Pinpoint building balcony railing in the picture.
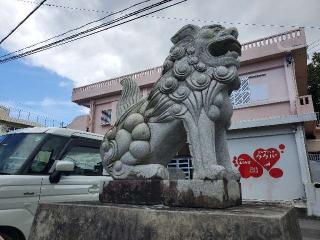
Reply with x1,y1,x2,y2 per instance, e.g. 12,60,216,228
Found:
241,28,302,52
73,66,163,94
72,28,304,97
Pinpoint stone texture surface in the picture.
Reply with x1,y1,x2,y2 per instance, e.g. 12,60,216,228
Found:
99,179,241,208
131,123,151,141
29,203,302,240
100,24,242,181
123,113,145,132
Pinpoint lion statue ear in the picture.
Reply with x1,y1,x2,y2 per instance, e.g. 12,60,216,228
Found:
171,24,200,44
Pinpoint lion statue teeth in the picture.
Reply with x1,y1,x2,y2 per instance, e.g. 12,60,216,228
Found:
100,24,242,180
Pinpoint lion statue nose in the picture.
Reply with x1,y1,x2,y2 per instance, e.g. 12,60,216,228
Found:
225,27,239,38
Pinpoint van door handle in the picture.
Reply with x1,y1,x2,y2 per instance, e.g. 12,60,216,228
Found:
24,192,35,196
88,184,99,194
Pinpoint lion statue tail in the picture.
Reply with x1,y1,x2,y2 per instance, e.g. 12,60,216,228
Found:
116,77,143,119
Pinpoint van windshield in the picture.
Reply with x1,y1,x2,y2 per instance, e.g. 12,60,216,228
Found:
0,133,45,174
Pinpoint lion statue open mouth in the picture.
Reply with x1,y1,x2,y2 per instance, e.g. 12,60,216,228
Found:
100,24,241,180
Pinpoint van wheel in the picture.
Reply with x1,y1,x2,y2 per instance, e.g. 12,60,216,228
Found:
0,233,13,240
0,230,24,240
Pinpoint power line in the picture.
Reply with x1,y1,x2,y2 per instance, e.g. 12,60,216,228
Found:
6,0,315,63
17,0,114,14
0,0,177,62
0,0,47,44
0,0,152,58
16,0,320,31
0,0,187,64
146,15,320,30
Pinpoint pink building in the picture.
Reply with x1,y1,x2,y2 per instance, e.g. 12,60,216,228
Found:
71,28,320,216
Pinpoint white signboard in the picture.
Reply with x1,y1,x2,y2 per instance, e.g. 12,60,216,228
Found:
228,127,305,201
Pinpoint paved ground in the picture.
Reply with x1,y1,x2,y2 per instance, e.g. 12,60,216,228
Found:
309,160,320,182
299,218,320,240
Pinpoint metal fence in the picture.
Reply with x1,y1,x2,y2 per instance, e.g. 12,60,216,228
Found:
308,153,320,162
167,156,193,179
316,112,320,127
7,107,65,128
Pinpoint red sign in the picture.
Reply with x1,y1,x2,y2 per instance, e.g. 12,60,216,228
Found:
232,144,285,179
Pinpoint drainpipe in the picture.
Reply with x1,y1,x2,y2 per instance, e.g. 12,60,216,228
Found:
89,100,96,133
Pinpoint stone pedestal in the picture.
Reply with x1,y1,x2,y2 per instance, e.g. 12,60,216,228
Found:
29,202,302,240
99,179,241,208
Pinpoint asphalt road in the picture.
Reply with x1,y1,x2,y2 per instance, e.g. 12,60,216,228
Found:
309,160,320,183
300,218,320,240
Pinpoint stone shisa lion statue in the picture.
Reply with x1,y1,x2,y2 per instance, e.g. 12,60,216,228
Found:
100,24,241,181
28,25,300,240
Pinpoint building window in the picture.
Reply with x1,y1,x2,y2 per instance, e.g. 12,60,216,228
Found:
250,83,268,102
101,109,112,125
230,76,251,107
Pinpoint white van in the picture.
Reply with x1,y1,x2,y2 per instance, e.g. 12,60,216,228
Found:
0,127,110,240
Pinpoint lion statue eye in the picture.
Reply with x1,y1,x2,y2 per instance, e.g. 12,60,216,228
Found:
199,29,215,39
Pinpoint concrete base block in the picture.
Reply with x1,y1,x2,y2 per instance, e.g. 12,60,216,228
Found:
29,203,302,240
99,179,241,208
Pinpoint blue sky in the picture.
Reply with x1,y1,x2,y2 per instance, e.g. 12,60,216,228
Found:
0,48,87,126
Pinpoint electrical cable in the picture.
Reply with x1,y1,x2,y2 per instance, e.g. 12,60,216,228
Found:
0,0,187,64
0,0,178,61
17,0,114,14
16,0,320,30
0,0,47,44
0,0,152,58
0,0,175,62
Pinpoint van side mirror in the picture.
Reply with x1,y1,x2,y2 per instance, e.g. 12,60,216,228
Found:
49,160,75,183
56,161,75,172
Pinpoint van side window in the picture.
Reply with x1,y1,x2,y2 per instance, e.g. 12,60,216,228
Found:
29,135,68,174
62,144,102,176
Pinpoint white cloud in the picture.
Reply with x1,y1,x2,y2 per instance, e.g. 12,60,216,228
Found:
58,81,69,87
40,97,75,107
24,101,37,106
0,0,319,87
2,98,71,109
79,107,90,115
